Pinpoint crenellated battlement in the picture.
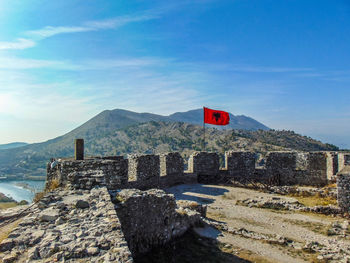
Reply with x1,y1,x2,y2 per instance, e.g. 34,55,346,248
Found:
46,147,350,191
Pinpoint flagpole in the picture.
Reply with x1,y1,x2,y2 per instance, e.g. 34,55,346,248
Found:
203,107,206,151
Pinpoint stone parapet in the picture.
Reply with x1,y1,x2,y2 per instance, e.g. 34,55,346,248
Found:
112,188,203,256
266,151,297,185
46,149,345,190
127,154,160,189
188,152,220,183
224,151,256,177
46,157,128,190
337,166,350,212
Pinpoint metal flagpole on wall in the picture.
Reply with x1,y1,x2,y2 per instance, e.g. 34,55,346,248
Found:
203,107,206,151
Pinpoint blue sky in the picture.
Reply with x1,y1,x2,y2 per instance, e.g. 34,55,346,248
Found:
0,0,350,148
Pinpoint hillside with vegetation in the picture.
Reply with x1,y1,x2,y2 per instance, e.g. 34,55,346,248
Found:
0,120,338,180
0,142,28,150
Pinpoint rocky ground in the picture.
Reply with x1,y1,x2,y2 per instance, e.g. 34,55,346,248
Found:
1,184,348,263
166,184,350,263
0,187,132,263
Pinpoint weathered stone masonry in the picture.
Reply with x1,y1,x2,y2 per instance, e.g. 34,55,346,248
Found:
224,151,256,178
337,166,350,212
110,189,202,256
4,142,350,262
187,152,220,184
128,154,160,190
47,157,128,190
47,150,346,191
45,146,350,231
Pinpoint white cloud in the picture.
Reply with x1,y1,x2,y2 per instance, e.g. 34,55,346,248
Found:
25,12,160,40
0,56,78,70
182,62,314,73
0,10,161,51
26,26,92,39
0,56,170,71
84,13,159,30
0,38,36,50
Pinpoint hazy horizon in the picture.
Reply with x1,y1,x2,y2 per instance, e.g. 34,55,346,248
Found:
1,0,349,148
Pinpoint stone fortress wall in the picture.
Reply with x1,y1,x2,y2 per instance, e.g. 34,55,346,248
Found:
47,149,350,191
46,142,350,213
4,138,349,262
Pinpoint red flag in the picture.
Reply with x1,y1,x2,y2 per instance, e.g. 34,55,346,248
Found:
203,107,230,125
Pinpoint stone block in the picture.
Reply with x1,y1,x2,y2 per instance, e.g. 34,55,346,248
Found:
74,139,84,160
114,188,202,256
160,152,184,177
188,152,220,184
128,154,160,189
46,157,128,190
337,166,350,212
224,151,255,177
306,152,328,186
266,151,297,185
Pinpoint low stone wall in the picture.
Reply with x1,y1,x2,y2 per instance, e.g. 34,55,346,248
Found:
339,153,350,172
330,152,339,176
46,150,348,191
266,152,297,185
188,152,220,183
160,152,184,177
224,151,256,177
111,189,204,256
159,152,187,186
264,152,329,186
306,152,328,186
337,166,350,212
47,157,128,190
128,154,160,189
0,187,133,263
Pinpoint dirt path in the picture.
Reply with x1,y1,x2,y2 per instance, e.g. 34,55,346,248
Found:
166,184,350,263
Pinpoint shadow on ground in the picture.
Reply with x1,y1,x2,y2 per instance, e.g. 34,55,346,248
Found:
134,230,251,263
165,184,229,205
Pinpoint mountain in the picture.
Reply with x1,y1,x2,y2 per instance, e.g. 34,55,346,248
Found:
0,142,28,150
169,109,269,130
0,108,338,180
62,108,269,137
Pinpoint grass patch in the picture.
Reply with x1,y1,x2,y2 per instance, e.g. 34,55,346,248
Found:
283,218,329,235
0,219,21,243
33,178,61,203
46,178,59,191
0,202,18,209
294,195,337,207
207,210,228,221
33,191,45,203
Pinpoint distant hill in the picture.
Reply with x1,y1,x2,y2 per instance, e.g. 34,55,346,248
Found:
169,109,269,130
63,108,269,137
0,108,338,180
0,142,28,150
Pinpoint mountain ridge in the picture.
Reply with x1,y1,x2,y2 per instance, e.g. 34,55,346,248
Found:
0,108,338,179
0,142,28,150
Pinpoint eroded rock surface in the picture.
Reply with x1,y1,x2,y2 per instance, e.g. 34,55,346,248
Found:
111,188,205,256
0,187,132,263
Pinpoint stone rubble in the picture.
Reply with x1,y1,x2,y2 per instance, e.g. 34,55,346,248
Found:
0,187,133,263
238,196,342,215
110,188,205,256
204,217,350,263
267,185,337,199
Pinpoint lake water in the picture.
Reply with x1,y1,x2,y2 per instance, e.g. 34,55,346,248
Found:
0,180,46,203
